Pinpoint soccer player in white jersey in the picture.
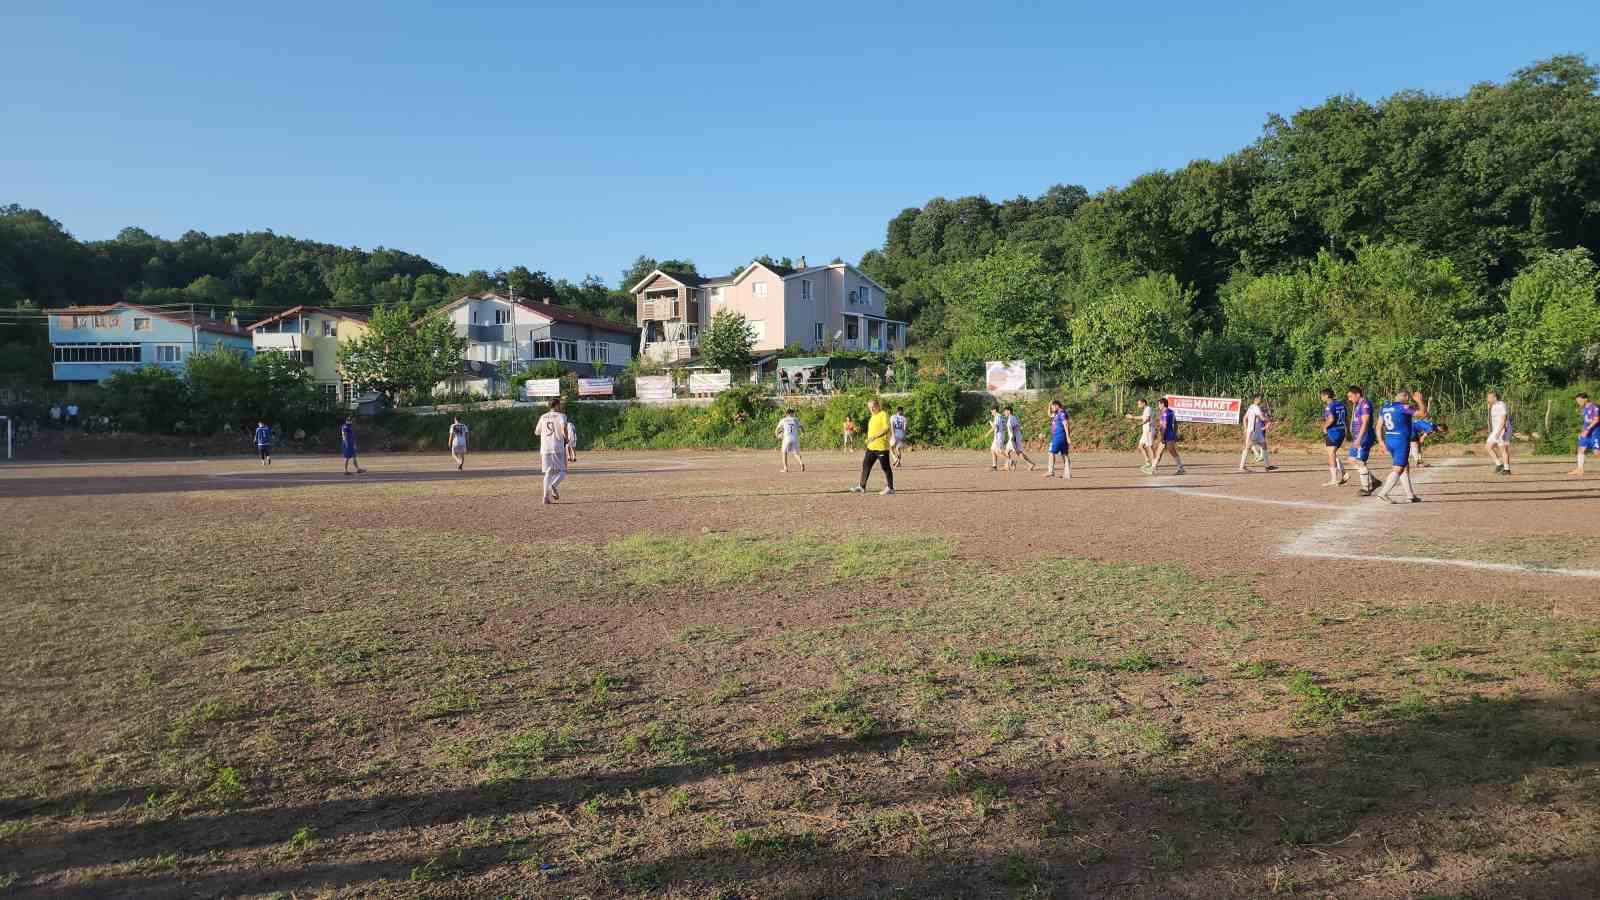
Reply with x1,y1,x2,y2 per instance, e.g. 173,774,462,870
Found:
447,416,470,470
1125,399,1155,472
989,406,1008,471
1007,406,1038,471
1238,394,1271,472
775,407,805,473
535,398,570,504
889,406,908,468
1486,390,1512,476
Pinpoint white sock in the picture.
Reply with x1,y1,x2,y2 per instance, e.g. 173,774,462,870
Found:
1063,455,1072,478
1378,471,1400,497
1402,470,1418,499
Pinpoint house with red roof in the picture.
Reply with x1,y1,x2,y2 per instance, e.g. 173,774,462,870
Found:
46,302,253,382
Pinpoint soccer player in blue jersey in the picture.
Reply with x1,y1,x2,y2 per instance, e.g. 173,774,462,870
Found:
1346,386,1378,495
1151,397,1186,475
1044,399,1071,479
340,416,366,475
1320,388,1348,487
1376,390,1421,503
254,420,273,467
1570,392,1600,478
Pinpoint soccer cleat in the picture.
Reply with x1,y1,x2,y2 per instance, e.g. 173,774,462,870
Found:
1339,473,1349,485
1175,467,1187,475
880,487,894,496
1323,479,1340,486
1141,464,1154,474
1499,468,1511,476
551,487,559,500
850,485,865,493
1265,465,1278,471
1409,496,1423,503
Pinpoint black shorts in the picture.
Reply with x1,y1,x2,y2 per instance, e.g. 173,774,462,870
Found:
258,445,271,459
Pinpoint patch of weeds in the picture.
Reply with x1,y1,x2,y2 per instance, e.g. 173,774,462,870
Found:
804,686,881,739
1431,665,1478,683
1233,659,1282,679
166,697,251,746
1384,690,1434,720
711,677,746,704
203,765,244,802
732,827,815,852
484,728,574,781
1171,672,1208,691
619,722,696,761
971,647,1034,670
609,532,951,585
1130,723,1178,756
588,672,620,706
1514,771,1561,805
1239,736,1295,775
1112,649,1159,672
411,688,481,720
285,824,316,855
946,769,1007,816
1414,641,1461,661
432,738,477,770
1149,831,1184,868
624,863,666,889
0,872,15,890
985,712,1027,741
667,788,693,814
1039,800,1071,837
0,819,34,841
1284,671,1360,727
994,854,1040,885
1538,649,1600,685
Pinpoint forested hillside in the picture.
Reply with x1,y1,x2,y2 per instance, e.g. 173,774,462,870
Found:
860,55,1600,391
0,209,641,321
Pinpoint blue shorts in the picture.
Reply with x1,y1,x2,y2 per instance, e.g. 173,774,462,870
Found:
1384,438,1410,467
342,445,357,459
1325,428,1346,448
1161,431,1179,444
1050,436,1069,454
1413,419,1437,436
1348,440,1373,462
1581,433,1600,451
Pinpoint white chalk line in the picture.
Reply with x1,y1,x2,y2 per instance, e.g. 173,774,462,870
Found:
1158,487,1348,511
1278,458,1600,579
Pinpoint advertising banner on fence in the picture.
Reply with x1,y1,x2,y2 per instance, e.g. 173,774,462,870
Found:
577,377,614,397
985,360,1027,393
1164,395,1242,425
688,370,732,394
635,375,673,400
522,378,561,399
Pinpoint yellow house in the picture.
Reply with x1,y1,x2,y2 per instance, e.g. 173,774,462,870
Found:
247,306,370,405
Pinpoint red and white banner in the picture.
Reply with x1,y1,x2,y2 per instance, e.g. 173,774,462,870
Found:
635,375,673,401
1164,395,1241,425
577,377,615,397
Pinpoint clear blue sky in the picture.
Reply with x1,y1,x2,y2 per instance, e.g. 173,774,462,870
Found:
4,1,1595,285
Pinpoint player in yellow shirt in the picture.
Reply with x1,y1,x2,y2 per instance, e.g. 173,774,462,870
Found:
849,399,895,495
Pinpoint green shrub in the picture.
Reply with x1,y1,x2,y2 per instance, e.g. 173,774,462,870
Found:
902,382,959,444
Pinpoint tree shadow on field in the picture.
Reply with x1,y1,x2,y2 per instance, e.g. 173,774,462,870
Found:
5,731,915,895
10,694,1600,898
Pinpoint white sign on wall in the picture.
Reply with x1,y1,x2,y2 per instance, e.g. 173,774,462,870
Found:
985,360,1027,393
688,371,732,394
522,378,561,399
635,376,673,400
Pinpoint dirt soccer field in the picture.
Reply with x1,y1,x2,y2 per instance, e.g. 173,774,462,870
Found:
3,448,1599,898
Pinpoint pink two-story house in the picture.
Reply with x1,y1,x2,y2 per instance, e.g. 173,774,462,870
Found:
632,258,907,363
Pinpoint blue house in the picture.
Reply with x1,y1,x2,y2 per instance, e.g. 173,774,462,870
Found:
46,302,253,382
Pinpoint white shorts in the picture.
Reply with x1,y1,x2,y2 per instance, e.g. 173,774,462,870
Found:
991,436,1008,453
540,451,566,473
451,440,467,452
1487,435,1509,447
781,439,799,453
1138,433,1154,448
890,436,904,448
1006,436,1020,452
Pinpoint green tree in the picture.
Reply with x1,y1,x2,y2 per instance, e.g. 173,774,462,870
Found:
699,310,756,372
338,305,468,404
102,366,188,432
1069,273,1195,387
185,347,258,432
251,351,322,428
942,244,1066,375
1503,248,1600,383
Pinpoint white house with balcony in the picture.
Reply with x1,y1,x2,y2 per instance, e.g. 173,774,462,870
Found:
437,293,636,394
631,258,906,363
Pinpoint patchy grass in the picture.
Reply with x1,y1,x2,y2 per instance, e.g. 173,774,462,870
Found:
606,532,954,585
3,455,1598,899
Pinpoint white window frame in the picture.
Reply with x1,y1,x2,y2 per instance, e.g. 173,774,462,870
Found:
155,344,183,363
53,343,142,364
587,340,609,364
753,281,768,298
495,308,510,325
814,322,824,343
800,279,812,301
322,319,337,337
748,319,767,344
